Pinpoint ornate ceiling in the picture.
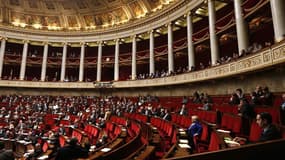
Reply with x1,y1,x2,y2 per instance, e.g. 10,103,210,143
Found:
0,0,177,31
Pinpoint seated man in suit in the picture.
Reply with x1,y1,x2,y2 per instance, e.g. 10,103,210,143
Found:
233,112,281,143
162,109,171,121
55,137,89,160
178,104,188,116
0,141,15,160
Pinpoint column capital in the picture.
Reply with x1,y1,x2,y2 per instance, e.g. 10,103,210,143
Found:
62,42,68,46
148,30,154,34
43,41,49,45
0,37,7,41
22,40,29,44
114,39,120,43
98,41,103,45
80,42,86,46
166,22,172,27
185,11,192,17
131,35,137,39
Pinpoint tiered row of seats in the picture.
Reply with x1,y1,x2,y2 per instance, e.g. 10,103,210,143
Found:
189,109,218,124
123,113,157,160
83,124,101,144
163,94,285,159
150,117,177,158
220,113,243,135
171,114,192,129
100,116,148,160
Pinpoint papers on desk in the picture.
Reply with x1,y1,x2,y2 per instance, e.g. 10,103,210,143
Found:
178,143,191,149
224,139,240,147
17,140,32,145
27,149,34,153
37,155,49,160
178,128,185,132
179,139,189,144
179,128,186,134
89,145,96,152
216,129,231,133
101,147,111,152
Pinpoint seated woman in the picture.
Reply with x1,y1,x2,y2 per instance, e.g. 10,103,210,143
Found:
187,115,203,152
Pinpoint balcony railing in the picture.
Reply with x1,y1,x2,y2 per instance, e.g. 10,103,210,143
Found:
0,40,284,89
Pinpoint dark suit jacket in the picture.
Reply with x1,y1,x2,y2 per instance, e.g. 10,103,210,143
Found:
55,145,89,160
178,108,188,116
259,124,281,142
163,113,172,121
0,149,15,160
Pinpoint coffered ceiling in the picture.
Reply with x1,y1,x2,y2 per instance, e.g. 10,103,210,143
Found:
0,0,178,31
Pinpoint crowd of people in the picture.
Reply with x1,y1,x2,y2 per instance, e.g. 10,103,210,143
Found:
0,89,283,159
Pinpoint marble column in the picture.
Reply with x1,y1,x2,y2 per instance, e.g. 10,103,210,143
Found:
79,42,85,82
234,0,249,55
114,39,120,81
131,35,137,80
19,40,28,80
208,0,219,65
40,42,48,81
60,43,67,81
149,30,155,75
97,42,102,82
187,12,195,70
0,38,6,78
168,23,174,73
270,0,285,42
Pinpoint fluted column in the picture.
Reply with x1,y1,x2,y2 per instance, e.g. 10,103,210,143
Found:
0,38,6,78
60,43,67,81
270,0,285,42
97,41,102,82
19,40,28,80
186,12,195,70
131,36,137,80
79,42,85,82
149,30,155,75
40,42,49,81
114,39,120,81
234,0,249,55
168,23,174,73
208,0,219,65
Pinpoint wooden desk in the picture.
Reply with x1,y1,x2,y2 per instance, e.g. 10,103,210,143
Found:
173,147,190,157
135,145,156,160
215,129,236,148
161,139,285,160
150,133,161,146
86,138,124,160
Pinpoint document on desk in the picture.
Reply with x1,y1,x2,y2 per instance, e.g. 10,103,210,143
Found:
179,139,189,144
37,155,49,160
224,139,241,147
216,129,231,133
178,143,191,149
101,147,111,152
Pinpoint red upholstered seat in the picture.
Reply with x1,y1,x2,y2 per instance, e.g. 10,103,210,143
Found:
208,131,221,151
249,121,262,142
